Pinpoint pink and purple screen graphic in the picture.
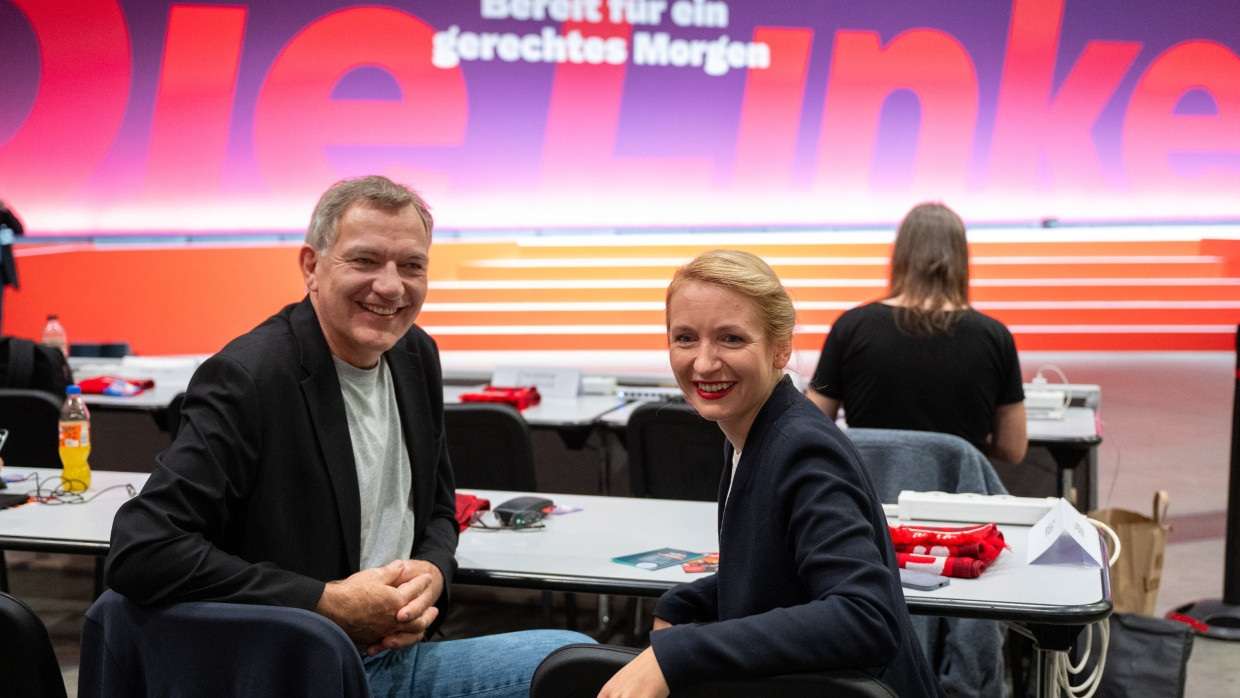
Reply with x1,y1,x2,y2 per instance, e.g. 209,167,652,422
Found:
0,0,1237,234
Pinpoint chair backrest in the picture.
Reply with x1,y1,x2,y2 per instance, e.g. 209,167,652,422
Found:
530,643,898,698
79,589,371,698
0,336,71,399
443,402,537,491
0,388,63,469
68,342,131,358
846,428,1010,696
159,391,186,435
626,401,725,501
845,427,1008,502
0,591,68,698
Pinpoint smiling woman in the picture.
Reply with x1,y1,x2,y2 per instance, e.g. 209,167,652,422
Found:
595,249,943,697
664,250,792,452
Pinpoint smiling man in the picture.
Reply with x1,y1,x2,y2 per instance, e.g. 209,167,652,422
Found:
104,176,590,697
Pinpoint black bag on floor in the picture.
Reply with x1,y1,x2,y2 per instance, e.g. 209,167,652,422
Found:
1084,613,1195,698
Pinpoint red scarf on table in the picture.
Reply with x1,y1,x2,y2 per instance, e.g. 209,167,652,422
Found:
889,522,1008,579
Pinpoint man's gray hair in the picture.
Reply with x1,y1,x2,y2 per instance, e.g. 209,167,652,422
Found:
305,176,433,253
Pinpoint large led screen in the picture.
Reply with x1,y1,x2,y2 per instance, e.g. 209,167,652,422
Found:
0,0,1237,234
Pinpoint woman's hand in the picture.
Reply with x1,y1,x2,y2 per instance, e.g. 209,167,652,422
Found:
598,647,669,698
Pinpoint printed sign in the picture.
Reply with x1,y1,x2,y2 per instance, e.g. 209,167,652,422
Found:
1,1,1235,233
1027,498,1105,568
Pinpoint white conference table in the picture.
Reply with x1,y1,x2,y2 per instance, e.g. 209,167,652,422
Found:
1,471,1106,697
604,399,1103,505
456,489,1110,619
69,379,1103,507
65,356,1105,509
2,473,1110,626
442,385,627,429
459,488,1110,698
0,468,147,556
75,371,628,431
1025,406,1099,442
1025,406,1103,509
456,490,719,597
72,359,1102,492
71,356,202,412
444,385,628,456
77,383,185,412
71,355,1101,443
604,398,1101,444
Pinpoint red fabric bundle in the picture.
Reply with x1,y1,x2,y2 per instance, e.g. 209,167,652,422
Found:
455,494,491,532
897,552,989,579
77,375,155,396
458,385,541,410
889,522,1008,579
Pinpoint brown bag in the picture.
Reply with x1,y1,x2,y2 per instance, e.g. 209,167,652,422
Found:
1089,491,1170,615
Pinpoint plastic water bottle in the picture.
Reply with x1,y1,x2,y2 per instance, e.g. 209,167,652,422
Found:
58,385,91,492
41,314,68,358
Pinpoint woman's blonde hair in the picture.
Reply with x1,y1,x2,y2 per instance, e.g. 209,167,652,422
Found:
666,249,796,349
887,202,971,336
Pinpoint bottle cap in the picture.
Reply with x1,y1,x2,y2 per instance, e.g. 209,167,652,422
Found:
66,385,82,395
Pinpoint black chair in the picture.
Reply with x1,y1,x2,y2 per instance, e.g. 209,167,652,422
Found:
0,336,71,399
68,342,131,358
0,591,68,698
0,388,62,469
622,402,725,641
78,589,371,698
443,402,572,625
844,428,1008,503
0,388,61,592
155,391,186,435
443,402,537,491
844,428,1009,698
530,643,898,698
625,401,725,501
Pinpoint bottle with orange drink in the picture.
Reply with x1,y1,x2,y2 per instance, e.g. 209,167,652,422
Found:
59,385,92,492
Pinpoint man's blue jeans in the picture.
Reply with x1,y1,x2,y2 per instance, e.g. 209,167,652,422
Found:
364,629,594,697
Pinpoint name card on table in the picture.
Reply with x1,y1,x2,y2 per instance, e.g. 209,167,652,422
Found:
491,365,581,398
1027,498,1105,567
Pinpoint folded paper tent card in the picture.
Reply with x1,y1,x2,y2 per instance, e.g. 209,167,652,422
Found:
1027,498,1106,568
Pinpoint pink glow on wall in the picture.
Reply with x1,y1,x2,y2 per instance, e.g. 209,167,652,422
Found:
0,0,1236,234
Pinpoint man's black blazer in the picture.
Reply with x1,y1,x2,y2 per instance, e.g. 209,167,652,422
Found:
105,297,459,619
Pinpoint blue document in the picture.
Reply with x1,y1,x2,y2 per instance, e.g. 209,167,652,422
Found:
612,548,707,571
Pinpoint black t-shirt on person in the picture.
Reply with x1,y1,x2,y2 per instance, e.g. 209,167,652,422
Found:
812,302,1024,453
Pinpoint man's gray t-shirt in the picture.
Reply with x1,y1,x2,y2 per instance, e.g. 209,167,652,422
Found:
334,355,415,570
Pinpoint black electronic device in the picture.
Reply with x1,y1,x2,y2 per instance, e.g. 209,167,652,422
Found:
0,493,28,510
493,496,554,529
899,568,950,591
